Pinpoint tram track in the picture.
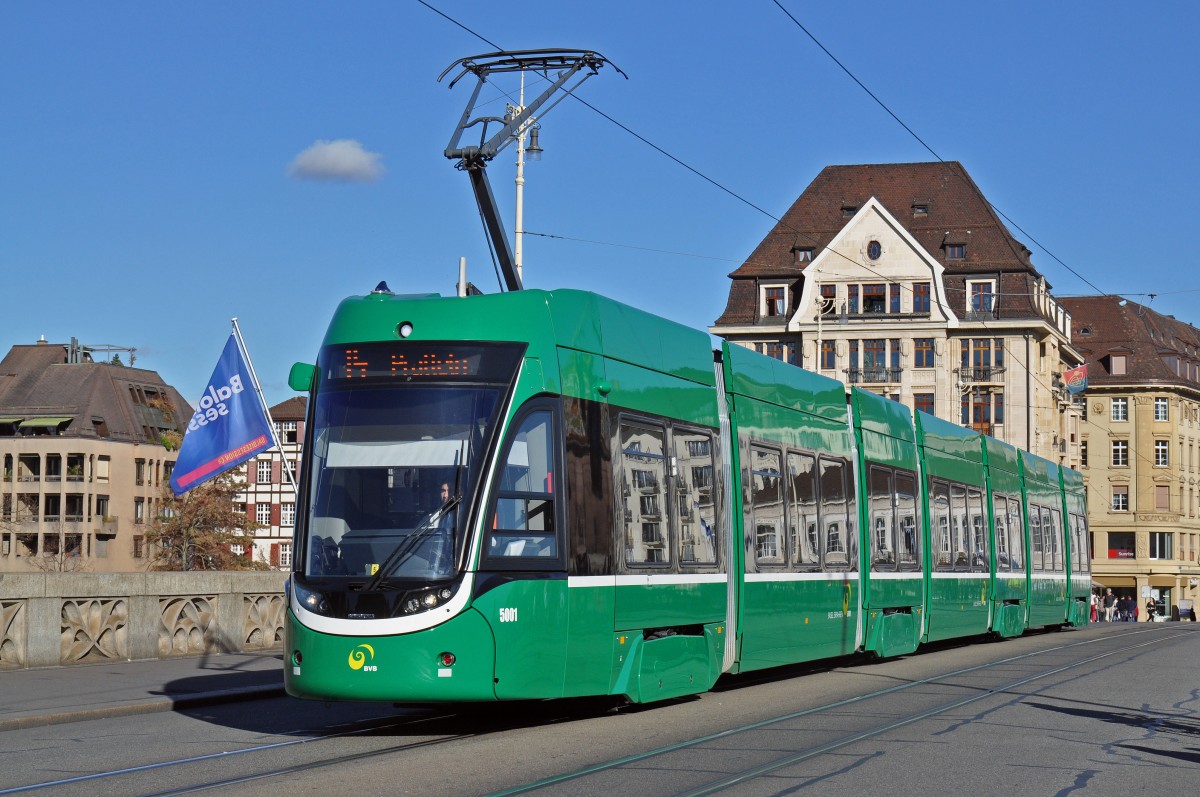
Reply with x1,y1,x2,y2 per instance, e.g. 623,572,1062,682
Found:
491,626,1196,796
5,626,1191,796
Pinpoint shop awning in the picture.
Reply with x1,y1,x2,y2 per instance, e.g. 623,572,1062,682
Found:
1148,575,1180,588
19,417,73,427
1094,576,1137,587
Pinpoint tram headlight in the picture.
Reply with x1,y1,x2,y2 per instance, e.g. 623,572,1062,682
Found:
293,582,331,615
400,584,459,615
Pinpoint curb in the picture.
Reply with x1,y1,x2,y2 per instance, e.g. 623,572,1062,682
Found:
0,684,286,732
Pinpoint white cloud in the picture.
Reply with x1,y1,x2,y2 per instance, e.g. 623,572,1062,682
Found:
288,139,385,182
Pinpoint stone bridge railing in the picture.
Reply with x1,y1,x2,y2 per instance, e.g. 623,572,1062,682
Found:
0,572,288,669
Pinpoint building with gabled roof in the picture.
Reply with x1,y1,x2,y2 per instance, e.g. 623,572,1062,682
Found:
0,338,191,572
236,396,306,569
711,161,1083,465
1060,295,1200,617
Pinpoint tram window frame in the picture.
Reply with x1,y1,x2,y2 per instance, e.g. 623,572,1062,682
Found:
993,494,1010,571
950,483,970,571
788,451,821,571
819,456,856,571
481,400,566,571
1029,503,1045,572
674,425,720,569
967,487,988,571
1047,507,1064,572
750,445,786,568
868,465,896,571
932,479,953,570
1006,495,1025,572
895,471,920,570
618,418,673,568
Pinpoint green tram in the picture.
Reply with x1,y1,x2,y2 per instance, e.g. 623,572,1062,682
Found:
283,286,1091,705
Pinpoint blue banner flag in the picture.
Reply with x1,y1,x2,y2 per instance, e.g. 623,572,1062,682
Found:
1064,364,1088,395
169,334,273,495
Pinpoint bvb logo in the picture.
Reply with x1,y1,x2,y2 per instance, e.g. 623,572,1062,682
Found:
348,643,375,671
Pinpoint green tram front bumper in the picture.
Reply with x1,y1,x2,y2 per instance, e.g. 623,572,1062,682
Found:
284,607,498,703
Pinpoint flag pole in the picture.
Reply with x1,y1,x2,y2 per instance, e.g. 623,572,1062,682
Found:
230,318,297,492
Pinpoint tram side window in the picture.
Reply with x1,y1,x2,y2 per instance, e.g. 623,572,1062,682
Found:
620,422,669,565
968,488,987,571
820,457,855,569
788,452,820,570
1047,508,1063,572
1072,513,1090,573
676,429,718,566
869,466,895,569
932,480,952,570
1007,496,1025,572
1029,504,1044,572
950,483,969,571
488,410,558,559
993,495,1010,571
895,472,919,570
751,446,785,567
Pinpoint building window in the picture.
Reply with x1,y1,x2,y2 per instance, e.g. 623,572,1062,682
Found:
1108,532,1134,559
133,535,144,559
1111,485,1128,512
961,388,1003,434
914,393,934,416
278,421,299,444
1111,440,1128,467
1081,441,1087,467
946,244,965,260
257,460,272,483
231,543,245,556
1110,354,1127,375
256,503,272,525
1149,531,1173,559
913,204,928,217
914,338,935,368
820,340,835,369
1155,485,1170,513
1111,397,1128,422
967,281,994,314
890,284,900,314
841,204,857,218
848,285,859,314
279,542,292,568
763,286,787,318
912,282,931,314
867,240,882,260
1155,397,1169,421
764,341,786,362
1155,440,1169,467
819,284,837,314
794,247,813,264
863,284,886,313
281,502,296,527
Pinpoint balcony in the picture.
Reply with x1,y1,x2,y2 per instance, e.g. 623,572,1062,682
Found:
960,366,1006,384
848,367,902,384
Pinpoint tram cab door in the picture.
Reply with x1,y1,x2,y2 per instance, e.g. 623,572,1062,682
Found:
477,401,570,699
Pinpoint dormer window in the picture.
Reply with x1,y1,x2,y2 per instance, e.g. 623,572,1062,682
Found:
1110,354,1127,375
841,205,857,219
946,244,965,260
762,285,787,318
912,204,929,217
793,247,813,264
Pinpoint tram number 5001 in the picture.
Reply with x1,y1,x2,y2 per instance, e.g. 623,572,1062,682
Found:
499,608,519,623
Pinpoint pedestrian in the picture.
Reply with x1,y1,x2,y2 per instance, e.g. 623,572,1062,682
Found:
1090,591,1099,622
1145,598,1157,622
1103,588,1117,622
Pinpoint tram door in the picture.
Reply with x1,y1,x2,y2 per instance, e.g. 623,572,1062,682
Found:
478,400,570,699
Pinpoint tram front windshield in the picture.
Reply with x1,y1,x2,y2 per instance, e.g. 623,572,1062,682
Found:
301,342,522,581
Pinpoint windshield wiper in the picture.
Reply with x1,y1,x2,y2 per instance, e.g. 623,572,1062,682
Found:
362,494,462,592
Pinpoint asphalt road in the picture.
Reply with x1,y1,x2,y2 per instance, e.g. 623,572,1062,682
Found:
3,623,1197,796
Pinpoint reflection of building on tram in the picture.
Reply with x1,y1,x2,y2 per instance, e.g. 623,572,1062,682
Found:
618,420,718,566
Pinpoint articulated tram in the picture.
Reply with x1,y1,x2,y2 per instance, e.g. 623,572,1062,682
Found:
283,286,1091,705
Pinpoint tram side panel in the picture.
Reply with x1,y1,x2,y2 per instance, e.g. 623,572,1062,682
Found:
983,436,1031,638
1019,450,1070,629
851,389,923,659
722,343,860,671
1060,467,1092,627
915,413,990,643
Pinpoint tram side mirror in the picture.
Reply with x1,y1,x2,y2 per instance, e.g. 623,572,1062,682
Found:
289,362,316,392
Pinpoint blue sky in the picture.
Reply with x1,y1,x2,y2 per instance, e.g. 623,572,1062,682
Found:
3,2,1198,409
